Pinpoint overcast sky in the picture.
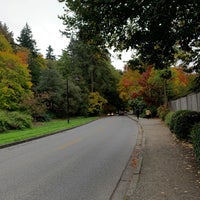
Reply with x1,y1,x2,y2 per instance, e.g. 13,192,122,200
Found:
0,0,131,70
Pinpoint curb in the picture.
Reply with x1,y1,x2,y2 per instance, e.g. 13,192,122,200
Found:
125,116,145,199
110,115,145,200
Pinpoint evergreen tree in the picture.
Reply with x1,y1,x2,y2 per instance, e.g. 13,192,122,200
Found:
0,22,15,48
65,37,121,113
37,61,65,116
46,45,56,60
17,23,38,55
17,23,47,89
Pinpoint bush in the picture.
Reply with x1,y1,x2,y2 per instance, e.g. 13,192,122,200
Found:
0,110,10,133
169,110,188,132
191,122,200,163
165,111,174,127
8,111,32,130
173,110,200,140
157,105,169,121
0,110,32,132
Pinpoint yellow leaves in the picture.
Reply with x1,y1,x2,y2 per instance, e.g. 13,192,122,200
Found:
27,81,33,88
0,51,24,69
119,91,129,101
0,46,32,110
0,34,13,53
88,92,108,115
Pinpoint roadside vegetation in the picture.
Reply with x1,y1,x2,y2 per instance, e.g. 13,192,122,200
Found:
0,22,122,131
159,110,200,164
0,117,97,146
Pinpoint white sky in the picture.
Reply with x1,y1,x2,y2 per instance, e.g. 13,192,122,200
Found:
0,0,132,70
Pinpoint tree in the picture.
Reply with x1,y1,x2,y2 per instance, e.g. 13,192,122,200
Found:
57,36,122,115
17,23,38,55
17,24,45,89
118,65,191,107
168,67,190,98
21,93,47,121
59,0,200,70
0,35,32,110
28,53,46,89
0,22,15,49
46,45,56,60
138,67,163,106
88,92,107,116
66,37,121,112
118,69,141,101
0,34,13,53
37,61,65,116
57,48,89,117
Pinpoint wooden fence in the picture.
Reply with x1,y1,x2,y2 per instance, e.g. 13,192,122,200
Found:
168,92,200,112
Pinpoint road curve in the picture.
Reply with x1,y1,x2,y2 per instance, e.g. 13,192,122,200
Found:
0,116,138,200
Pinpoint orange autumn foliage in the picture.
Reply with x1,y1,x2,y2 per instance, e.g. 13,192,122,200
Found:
118,69,141,100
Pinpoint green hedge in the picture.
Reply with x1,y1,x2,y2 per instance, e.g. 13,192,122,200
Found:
164,111,174,127
169,110,188,132
191,122,200,163
0,110,32,133
173,110,200,140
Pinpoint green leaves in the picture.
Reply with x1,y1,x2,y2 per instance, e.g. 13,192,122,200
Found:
17,23,38,55
60,0,200,70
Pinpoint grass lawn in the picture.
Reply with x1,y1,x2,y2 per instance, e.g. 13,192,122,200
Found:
0,117,98,146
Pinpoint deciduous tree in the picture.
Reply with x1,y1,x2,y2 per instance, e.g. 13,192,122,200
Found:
0,35,32,110
59,0,200,71
88,92,107,116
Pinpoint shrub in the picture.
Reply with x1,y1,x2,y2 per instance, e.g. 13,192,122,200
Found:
157,105,170,121
0,110,10,133
173,110,200,140
169,110,188,132
8,111,32,130
191,122,200,163
165,111,174,127
0,110,32,132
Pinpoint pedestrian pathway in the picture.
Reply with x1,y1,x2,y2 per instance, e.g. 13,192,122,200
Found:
127,116,200,200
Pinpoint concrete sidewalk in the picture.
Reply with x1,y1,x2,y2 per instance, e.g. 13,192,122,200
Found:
126,116,200,200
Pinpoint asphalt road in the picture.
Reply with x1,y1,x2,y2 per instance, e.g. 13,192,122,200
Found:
0,116,138,200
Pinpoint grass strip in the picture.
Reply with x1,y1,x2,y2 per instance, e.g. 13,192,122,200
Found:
0,117,97,146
